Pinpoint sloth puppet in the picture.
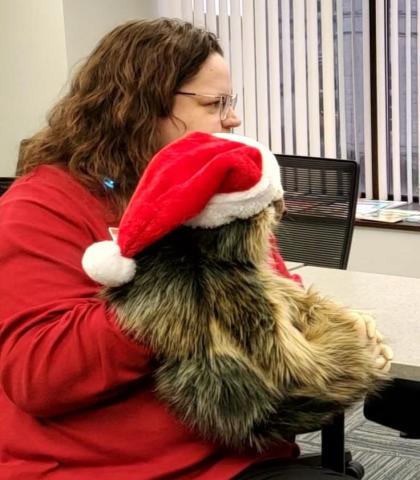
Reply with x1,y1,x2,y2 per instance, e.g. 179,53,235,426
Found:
82,132,391,452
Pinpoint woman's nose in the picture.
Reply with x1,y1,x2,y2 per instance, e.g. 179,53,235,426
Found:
222,108,241,130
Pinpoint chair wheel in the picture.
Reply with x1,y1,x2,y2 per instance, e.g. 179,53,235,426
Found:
345,460,365,479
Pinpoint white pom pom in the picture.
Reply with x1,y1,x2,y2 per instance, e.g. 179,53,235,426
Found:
82,240,136,287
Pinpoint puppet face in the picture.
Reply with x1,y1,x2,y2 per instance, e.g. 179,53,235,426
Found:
177,202,280,266
273,198,286,222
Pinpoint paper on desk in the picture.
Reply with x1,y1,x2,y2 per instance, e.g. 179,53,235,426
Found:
357,209,420,223
356,199,407,217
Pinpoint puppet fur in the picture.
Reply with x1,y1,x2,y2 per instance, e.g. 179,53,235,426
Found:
103,201,387,452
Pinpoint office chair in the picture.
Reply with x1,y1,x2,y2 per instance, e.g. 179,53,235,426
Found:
364,378,420,439
0,177,15,196
274,155,363,478
275,155,359,270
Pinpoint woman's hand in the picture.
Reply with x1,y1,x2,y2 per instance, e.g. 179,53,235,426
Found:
352,311,394,373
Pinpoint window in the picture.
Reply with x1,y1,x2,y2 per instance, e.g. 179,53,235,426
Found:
163,0,419,204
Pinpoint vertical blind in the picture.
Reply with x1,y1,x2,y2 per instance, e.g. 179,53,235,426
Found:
159,0,419,204
383,0,419,203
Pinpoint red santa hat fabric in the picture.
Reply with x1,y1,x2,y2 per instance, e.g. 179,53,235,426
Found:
82,131,283,287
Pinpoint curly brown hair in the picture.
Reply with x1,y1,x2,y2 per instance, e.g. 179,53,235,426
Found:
18,18,222,216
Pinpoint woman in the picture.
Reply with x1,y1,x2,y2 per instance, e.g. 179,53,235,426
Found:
0,19,386,479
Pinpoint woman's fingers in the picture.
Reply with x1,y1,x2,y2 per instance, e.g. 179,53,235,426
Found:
353,316,367,343
353,312,377,342
374,343,394,373
375,354,387,369
381,360,392,374
364,315,377,339
376,330,384,343
352,312,393,371
381,344,394,361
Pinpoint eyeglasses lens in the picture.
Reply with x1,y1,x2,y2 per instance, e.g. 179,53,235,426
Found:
220,95,238,121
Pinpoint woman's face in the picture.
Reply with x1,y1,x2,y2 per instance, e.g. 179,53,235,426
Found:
158,53,241,146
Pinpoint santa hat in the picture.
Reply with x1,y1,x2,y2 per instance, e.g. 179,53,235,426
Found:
82,131,283,287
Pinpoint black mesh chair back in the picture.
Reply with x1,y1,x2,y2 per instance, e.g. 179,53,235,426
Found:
275,155,359,270
0,177,15,196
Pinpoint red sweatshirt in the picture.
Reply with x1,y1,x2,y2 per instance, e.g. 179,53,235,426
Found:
0,165,299,480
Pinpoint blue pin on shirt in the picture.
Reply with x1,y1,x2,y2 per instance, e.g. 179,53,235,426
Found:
103,177,116,190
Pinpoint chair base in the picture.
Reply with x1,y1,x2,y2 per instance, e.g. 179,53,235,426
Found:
345,460,365,479
364,378,420,436
298,452,364,478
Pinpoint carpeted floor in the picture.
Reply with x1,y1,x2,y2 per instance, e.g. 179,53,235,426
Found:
296,404,420,479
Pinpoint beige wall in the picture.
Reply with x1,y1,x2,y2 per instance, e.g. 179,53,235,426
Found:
63,0,157,71
0,0,68,176
348,226,420,278
0,0,157,176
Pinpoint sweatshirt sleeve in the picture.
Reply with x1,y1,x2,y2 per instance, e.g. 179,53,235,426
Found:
0,169,153,417
268,234,303,286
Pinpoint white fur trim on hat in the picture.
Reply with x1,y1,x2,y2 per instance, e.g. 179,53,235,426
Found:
81,240,136,287
185,133,283,228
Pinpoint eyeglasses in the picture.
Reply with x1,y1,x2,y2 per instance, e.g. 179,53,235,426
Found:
175,91,238,121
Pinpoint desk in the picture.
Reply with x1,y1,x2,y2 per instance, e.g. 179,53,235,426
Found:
298,266,420,475
285,261,304,271
299,266,420,381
